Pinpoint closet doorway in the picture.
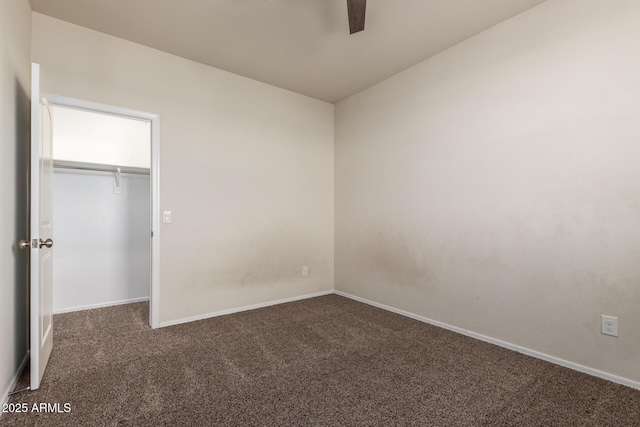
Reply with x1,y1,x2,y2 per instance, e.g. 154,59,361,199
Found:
45,95,160,328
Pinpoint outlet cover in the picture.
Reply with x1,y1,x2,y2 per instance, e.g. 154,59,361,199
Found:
601,315,618,337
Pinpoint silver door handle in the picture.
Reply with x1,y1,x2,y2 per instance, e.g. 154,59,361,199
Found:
39,238,53,249
19,240,30,250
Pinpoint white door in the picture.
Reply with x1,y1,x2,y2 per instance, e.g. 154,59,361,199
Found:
30,63,54,390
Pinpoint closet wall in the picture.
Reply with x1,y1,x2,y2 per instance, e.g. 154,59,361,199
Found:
52,106,151,313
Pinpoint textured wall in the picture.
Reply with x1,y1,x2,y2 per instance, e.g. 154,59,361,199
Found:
0,0,31,406
32,13,334,323
335,0,640,383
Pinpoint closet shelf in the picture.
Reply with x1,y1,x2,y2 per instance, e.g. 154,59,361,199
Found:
53,160,150,176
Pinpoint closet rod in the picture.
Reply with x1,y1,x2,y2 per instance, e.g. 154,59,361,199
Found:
53,160,150,176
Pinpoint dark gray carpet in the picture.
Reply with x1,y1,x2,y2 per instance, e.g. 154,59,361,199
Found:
3,295,639,426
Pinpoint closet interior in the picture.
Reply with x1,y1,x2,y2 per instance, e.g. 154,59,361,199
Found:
51,105,151,313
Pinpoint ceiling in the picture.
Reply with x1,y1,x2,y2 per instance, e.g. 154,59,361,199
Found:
29,0,546,103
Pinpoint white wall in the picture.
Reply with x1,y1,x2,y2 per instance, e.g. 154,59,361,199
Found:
52,105,151,168
0,0,31,407
53,170,150,312
335,0,640,384
32,13,335,324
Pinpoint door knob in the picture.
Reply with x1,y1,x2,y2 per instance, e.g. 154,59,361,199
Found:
39,238,53,249
19,240,30,250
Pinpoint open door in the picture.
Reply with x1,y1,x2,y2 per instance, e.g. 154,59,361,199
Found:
29,63,54,390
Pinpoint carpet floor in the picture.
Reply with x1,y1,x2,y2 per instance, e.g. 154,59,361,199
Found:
2,295,639,426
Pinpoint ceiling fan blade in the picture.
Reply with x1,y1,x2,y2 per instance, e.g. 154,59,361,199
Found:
347,0,366,34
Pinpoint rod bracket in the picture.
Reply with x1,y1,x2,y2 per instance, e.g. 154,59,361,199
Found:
113,167,122,194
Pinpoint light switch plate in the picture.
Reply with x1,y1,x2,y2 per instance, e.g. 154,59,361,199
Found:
163,211,172,224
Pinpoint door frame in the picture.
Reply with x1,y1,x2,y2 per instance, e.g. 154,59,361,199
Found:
44,94,161,329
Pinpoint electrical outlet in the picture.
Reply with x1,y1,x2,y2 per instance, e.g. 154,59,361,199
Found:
601,315,618,337
302,266,308,277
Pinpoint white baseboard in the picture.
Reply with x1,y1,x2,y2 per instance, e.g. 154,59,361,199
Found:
334,290,640,391
53,297,150,314
60,288,637,391
1,352,29,415
159,290,333,328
